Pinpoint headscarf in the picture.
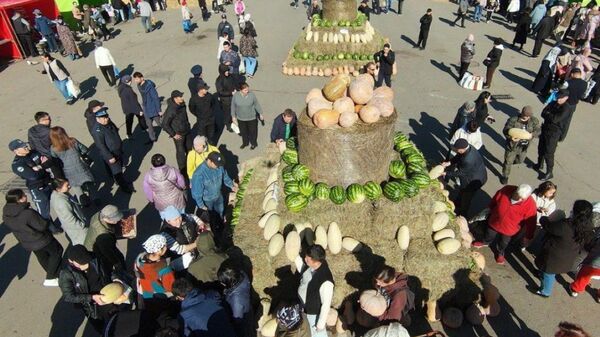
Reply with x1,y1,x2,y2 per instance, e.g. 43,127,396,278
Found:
143,234,167,254
276,304,303,329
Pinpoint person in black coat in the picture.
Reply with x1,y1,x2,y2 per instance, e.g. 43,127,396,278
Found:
473,91,495,126
535,200,595,297
85,100,106,136
2,189,64,286
189,84,216,144
162,91,193,175
442,139,488,216
217,14,234,40
27,111,65,180
483,38,504,89
117,75,148,138
188,65,207,97
270,109,297,144
91,109,134,193
374,44,395,88
512,8,531,51
415,9,433,50
536,89,574,180
358,1,371,20
532,14,555,57
216,64,238,132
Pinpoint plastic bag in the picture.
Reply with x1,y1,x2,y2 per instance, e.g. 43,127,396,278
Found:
66,78,81,97
364,323,410,337
238,55,246,74
113,66,120,77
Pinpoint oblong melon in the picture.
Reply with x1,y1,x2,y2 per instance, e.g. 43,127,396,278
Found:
259,210,277,228
432,212,450,231
397,225,410,250
436,238,461,255
285,231,301,262
429,165,445,179
268,233,284,257
314,225,328,249
508,128,532,140
432,201,447,214
327,222,342,254
342,237,362,253
433,228,456,241
263,198,277,212
263,214,281,240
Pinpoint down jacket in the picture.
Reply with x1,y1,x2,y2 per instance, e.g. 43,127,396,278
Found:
2,202,52,251
143,164,187,213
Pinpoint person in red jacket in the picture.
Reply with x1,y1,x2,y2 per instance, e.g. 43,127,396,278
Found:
472,184,537,264
374,265,414,325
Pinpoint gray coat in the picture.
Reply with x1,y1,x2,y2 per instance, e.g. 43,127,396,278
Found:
460,40,476,63
51,140,94,187
50,191,88,245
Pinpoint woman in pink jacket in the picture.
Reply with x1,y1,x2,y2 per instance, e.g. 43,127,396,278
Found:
143,153,187,219
234,0,246,17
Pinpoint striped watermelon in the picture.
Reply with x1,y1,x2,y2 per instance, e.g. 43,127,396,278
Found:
284,181,300,195
389,160,407,179
286,137,297,150
329,186,346,205
406,153,426,165
407,162,427,175
298,178,316,197
394,132,408,145
285,193,309,212
395,140,413,151
398,179,419,197
363,181,383,201
314,183,330,200
282,171,296,183
292,164,310,181
282,149,299,165
383,181,405,202
346,184,366,203
411,173,431,188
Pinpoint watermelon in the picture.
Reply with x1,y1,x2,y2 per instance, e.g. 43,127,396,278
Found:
330,186,346,205
346,183,366,203
364,181,383,201
315,183,330,200
395,141,413,151
298,178,316,197
282,149,299,165
285,193,309,212
407,162,427,175
383,181,405,202
284,181,300,195
411,173,431,188
282,171,296,183
406,153,426,165
398,179,419,197
389,160,407,179
292,164,310,181
394,132,408,145
286,137,297,150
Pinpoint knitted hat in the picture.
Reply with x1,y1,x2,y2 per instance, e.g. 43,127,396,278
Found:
143,234,167,254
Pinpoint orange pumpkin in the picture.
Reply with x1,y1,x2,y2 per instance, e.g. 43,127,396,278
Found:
322,77,348,101
282,66,288,74
306,88,324,103
332,67,339,76
307,98,333,117
349,65,355,73
349,79,374,104
339,111,358,128
300,67,306,76
368,98,394,117
293,67,300,76
372,86,394,101
333,97,355,115
359,290,387,316
313,109,341,129
356,73,375,87
359,105,381,124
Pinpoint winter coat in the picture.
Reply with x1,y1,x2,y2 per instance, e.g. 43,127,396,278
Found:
536,16,556,41
59,259,110,318
12,16,32,35
191,162,234,207
536,217,586,274
445,146,488,188
143,164,187,213
27,124,51,157
215,65,237,97
188,233,227,283
92,121,123,162
134,253,175,299
450,106,474,135
530,4,548,28
94,46,116,68
450,127,483,151
541,101,574,141
514,15,532,45
188,75,208,97
189,93,216,124
112,0,124,10
118,82,143,115
485,44,503,69
11,151,51,189
374,50,395,75
179,288,236,337
502,115,541,150
162,99,191,137
56,24,79,56
50,191,88,245
34,16,54,35
460,40,476,63
219,49,241,74
378,273,410,322
84,213,126,272
187,145,220,179
239,35,258,58
487,185,537,237
270,113,297,142
217,20,235,40
2,202,52,251
419,14,432,32
581,237,600,269
161,214,203,255
50,140,94,187
138,79,161,118
223,272,253,337
532,194,556,224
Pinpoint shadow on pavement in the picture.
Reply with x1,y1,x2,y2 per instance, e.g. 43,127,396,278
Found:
0,224,31,297
408,111,451,164
430,59,458,81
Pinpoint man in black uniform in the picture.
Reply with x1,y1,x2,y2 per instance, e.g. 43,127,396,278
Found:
536,89,574,180
91,108,134,193
415,8,433,50
9,139,62,233
187,65,207,97
162,90,193,176
189,84,216,145
563,68,587,139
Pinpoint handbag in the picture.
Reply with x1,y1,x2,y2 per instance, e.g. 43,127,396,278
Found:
66,78,81,97
482,58,491,67
113,66,120,77
238,55,246,74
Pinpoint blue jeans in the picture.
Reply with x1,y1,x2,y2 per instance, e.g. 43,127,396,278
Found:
306,314,327,337
473,5,483,21
44,34,58,52
540,272,556,296
53,79,72,101
117,9,126,22
243,57,257,75
141,16,152,32
204,195,225,218
386,0,392,11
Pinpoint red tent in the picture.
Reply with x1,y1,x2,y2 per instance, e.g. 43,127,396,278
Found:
0,0,58,60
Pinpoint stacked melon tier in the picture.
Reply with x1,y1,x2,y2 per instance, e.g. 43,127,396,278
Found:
282,13,385,77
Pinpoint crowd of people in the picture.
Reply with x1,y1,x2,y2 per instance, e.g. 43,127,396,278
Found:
2,0,599,337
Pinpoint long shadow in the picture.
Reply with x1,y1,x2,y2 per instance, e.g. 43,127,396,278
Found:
430,59,457,81
499,69,533,90
0,227,31,297
400,34,417,47
218,144,240,181
439,16,458,27
515,66,537,77
479,145,503,179
119,63,135,77
408,112,451,164
489,98,520,119
48,298,86,337
79,76,98,100
487,295,541,337
505,250,540,289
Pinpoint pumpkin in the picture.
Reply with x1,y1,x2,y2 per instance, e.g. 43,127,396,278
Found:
508,128,532,140
470,251,486,270
312,67,319,76
257,299,271,329
334,73,351,86
349,65,355,73
293,67,300,76
307,98,333,117
263,198,277,212
359,105,381,124
282,66,288,74
323,76,348,101
372,85,394,101
433,228,456,241
285,230,301,262
342,237,362,252
442,307,463,328
268,233,284,256
466,304,486,325
357,73,375,87
436,238,461,255
432,201,447,214
313,109,341,129
354,104,364,113
300,67,306,76
368,98,394,117
318,69,324,76
314,225,328,249
260,318,278,337
259,211,277,228
305,89,323,104
343,65,349,74
339,111,359,128
397,225,410,250
338,66,344,76
426,300,441,322
359,290,387,316
324,68,332,77
483,284,500,305
333,97,355,115
484,302,500,317
263,214,281,240
349,79,374,104
432,212,450,231
332,67,339,76
356,308,378,328
327,222,342,254
326,308,338,326
429,165,445,179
